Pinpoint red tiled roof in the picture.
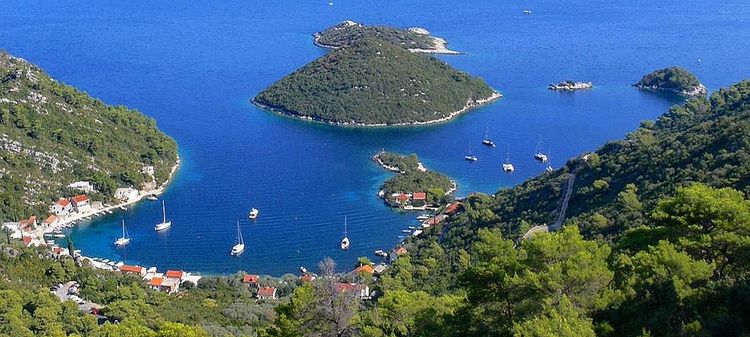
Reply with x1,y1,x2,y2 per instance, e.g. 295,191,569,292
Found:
53,247,63,254
394,247,407,255
20,216,37,225
396,194,409,202
412,192,426,200
444,202,462,215
120,265,143,274
165,270,183,279
300,274,315,282
56,199,71,207
72,195,89,203
44,215,57,224
354,264,374,274
258,286,277,298
22,236,32,246
149,277,163,287
242,274,259,284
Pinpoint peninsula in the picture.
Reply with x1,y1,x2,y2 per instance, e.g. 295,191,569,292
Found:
254,36,499,126
314,20,460,54
373,151,455,210
634,67,707,96
0,51,178,222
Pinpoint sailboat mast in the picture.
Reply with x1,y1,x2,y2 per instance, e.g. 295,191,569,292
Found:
162,200,166,223
344,216,348,236
122,219,126,238
237,220,243,245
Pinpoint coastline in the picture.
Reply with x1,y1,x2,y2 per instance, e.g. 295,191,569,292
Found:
312,30,461,55
30,156,182,242
633,83,708,96
252,91,502,128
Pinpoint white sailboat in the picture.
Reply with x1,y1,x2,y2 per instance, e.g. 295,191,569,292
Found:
533,138,548,162
114,219,131,247
231,220,245,256
154,200,171,231
482,124,496,147
340,216,350,250
464,143,478,161
502,151,515,172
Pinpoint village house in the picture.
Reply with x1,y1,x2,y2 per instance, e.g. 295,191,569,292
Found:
71,195,91,213
393,193,409,205
444,201,463,216
120,265,147,277
51,198,73,216
242,274,260,287
300,274,316,283
412,192,427,203
353,264,374,275
68,181,95,193
43,215,59,227
51,246,70,258
334,282,371,300
422,214,449,228
165,270,185,282
257,286,278,300
373,264,388,275
160,278,180,293
19,216,37,230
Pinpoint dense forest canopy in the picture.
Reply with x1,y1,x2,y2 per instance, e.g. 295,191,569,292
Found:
254,37,496,126
0,51,178,220
634,67,706,95
321,79,750,337
314,21,446,51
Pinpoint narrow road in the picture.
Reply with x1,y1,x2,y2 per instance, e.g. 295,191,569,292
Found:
550,173,576,230
521,173,576,240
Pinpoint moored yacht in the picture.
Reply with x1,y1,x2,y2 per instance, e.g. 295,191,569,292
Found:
114,219,131,247
340,216,350,250
503,151,515,172
231,220,245,256
154,200,171,231
248,207,259,220
534,152,549,162
482,124,496,147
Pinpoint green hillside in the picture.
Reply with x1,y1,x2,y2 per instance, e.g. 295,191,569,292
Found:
0,51,178,219
254,38,496,126
635,67,707,96
314,20,450,52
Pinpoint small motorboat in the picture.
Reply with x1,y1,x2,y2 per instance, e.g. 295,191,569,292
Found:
248,208,259,220
464,155,478,162
146,195,158,201
502,163,515,172
374,249,388,258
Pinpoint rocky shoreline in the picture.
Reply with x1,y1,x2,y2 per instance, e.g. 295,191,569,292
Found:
634,83,707,96
252,91,501,127
313,20,461,55
548,80,593,91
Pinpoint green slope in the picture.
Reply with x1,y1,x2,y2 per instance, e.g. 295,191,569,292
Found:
0,51,178,219
254,38,496,126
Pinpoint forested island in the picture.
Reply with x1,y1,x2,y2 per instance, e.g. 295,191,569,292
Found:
373,151,455,208
314,20,460,54
254,25,499,126
635,66,707,96
0,51,178,219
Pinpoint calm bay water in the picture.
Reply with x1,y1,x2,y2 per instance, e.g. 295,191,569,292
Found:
2,0,749,276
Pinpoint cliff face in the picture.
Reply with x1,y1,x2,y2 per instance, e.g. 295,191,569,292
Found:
0,51,177,218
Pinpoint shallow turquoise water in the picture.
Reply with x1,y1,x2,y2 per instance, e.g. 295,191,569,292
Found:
2,0,749,276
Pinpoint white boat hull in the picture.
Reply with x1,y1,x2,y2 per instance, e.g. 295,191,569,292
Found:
231,244,245,256
114,238,131,247
155,221,171,231
340,237,350,250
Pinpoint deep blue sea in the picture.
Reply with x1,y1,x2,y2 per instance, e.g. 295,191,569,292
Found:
2,0,749,276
